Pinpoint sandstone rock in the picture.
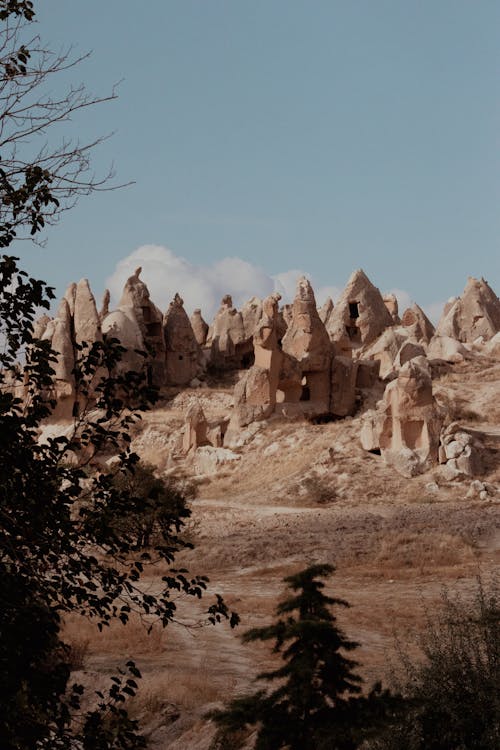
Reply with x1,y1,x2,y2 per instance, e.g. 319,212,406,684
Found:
282,278,331,371
330,356,358,417
383,447,424,478
241,296,263,339
190,309,209,346
356,359,380,389
73,278,102,345
101,308,146,374
363,328,408,379
192,446,241,475
207,294,251,370
383,293,400,323
484,331,500,358
281,278,332,413
164,293,202,386
115,267,166,385
428,335,469,363
99,289,110,321
401,304,435,343
361,358,442,476
436,277,500,343
319,297,334,326
231,365,276,428
439,423,483,478
182,400,208,452
33,314,51,340
394,341,427,370
326,269,394,348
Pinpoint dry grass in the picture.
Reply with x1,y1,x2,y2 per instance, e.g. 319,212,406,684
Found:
62,612,167,657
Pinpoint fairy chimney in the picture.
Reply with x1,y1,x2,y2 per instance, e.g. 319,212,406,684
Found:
163,293,202,385
326,269,393,348
435,277,500,343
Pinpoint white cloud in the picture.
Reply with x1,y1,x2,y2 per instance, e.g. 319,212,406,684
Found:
107,245,320,320
423,300,445,325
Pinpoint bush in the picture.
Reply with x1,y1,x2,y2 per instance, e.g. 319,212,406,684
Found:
372,578,500,750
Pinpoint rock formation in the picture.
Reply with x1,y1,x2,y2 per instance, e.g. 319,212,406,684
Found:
190,309,209,346
318,297,334,326
241,296,263,339
73,279,102,345
163,293,202,386
435,277,500,343
438,423,483,480
182,400,209,452
401,303,435,344
281,277,332,413
113,267,166,385
229,293,283,431
207,295,252,370
361,357,442,476
40,280,103,415
383,293,400,323
326,269,394,348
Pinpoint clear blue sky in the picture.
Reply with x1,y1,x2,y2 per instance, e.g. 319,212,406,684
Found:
18,0,500,315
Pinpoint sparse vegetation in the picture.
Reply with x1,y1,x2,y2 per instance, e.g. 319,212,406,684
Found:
371,578,500,750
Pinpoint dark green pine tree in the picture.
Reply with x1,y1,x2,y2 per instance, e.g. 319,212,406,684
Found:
211,564,392,750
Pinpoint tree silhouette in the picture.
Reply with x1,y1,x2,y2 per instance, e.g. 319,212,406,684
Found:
211,564,394,750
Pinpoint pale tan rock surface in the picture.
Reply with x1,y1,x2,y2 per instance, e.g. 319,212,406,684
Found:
182,399,209,453
330,356,358,417
207,295,251,370
428,335,469,363
401,303,435,343
281,277,332,413
319,296,334,326
362,328,408,379
190,309,209,346
326,269,394,348
112,267,166,385
436,277,500,343
383,293,400,323
361,358,442,476
241,296,263,339
164,293,202,386
73,278,102,345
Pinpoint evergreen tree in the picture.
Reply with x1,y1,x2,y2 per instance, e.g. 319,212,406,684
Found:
211,564,395,750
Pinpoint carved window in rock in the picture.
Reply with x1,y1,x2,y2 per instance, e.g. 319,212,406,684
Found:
349,301,360,319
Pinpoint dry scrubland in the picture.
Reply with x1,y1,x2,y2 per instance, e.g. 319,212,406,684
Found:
63,357,500,749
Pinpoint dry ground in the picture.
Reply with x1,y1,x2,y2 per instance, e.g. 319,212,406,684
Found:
63,356,500,749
